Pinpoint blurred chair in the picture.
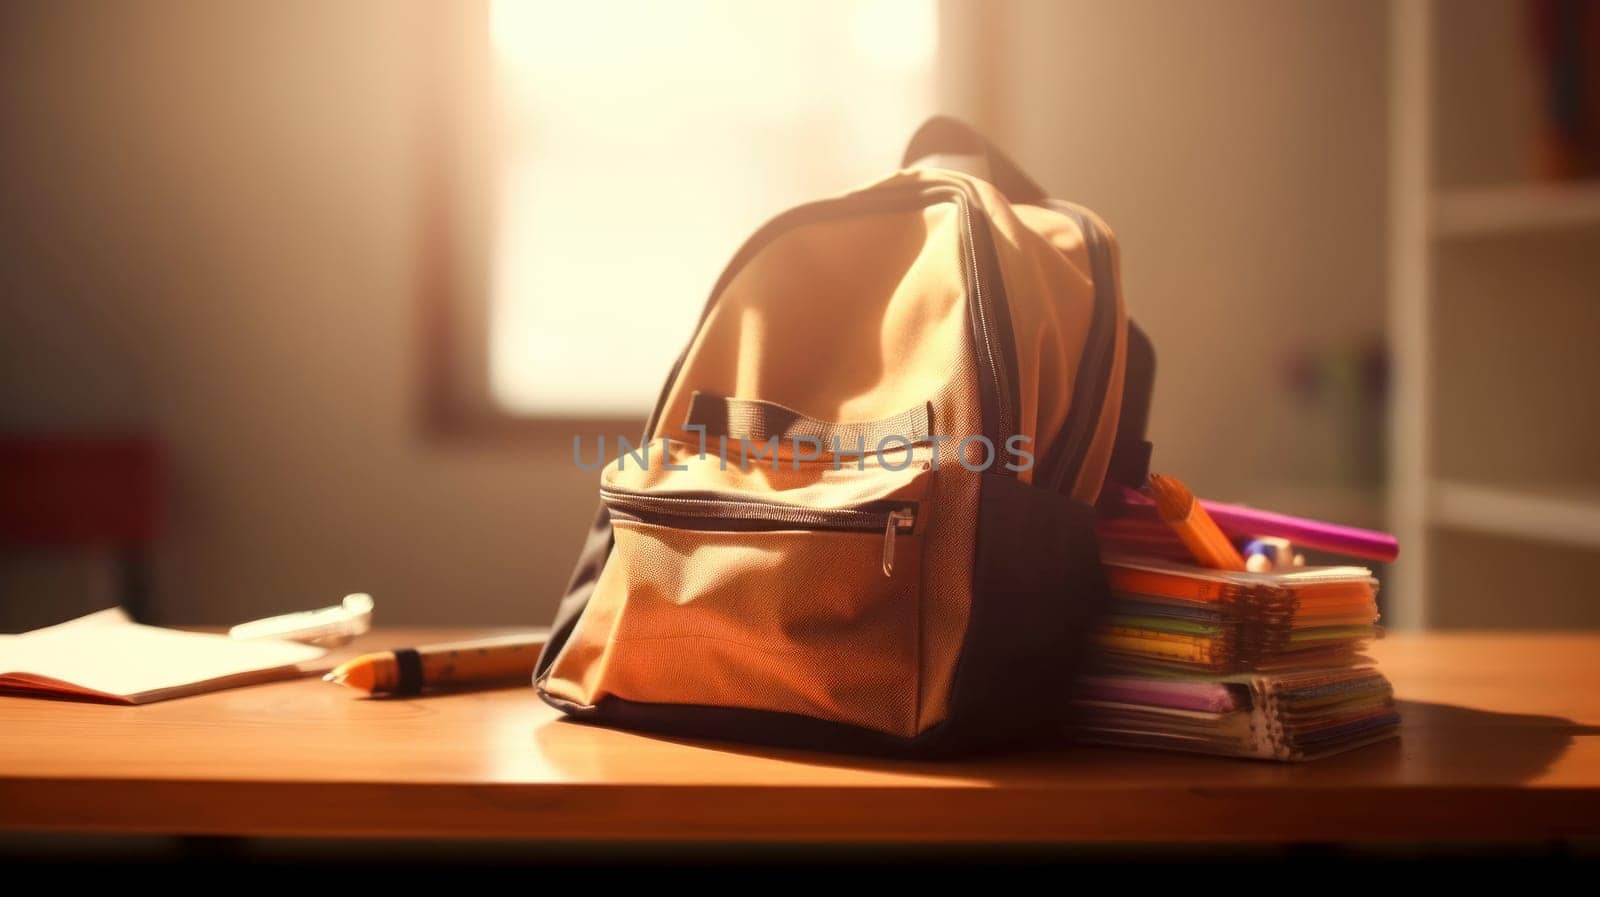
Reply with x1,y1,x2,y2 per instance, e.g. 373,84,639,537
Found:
0,437,162,627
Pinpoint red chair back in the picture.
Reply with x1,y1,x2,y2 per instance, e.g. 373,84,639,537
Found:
0,437,162,548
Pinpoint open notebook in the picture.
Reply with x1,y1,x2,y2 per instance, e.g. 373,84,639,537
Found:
0,608,326,704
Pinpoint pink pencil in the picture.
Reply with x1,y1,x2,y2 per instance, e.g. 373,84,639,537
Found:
1111,486,1400,563
1079,677,1239,713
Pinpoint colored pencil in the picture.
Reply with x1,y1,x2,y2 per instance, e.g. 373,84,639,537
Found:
1147,474,1248,571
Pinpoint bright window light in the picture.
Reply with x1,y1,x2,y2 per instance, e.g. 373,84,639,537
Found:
487,0,938,416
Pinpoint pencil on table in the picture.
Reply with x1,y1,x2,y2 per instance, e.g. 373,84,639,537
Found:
324,633,546,696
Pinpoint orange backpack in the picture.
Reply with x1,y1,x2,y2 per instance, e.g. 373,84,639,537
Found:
536,118,1154,756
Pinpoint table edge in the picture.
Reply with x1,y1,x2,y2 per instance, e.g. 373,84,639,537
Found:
4,778,1598,843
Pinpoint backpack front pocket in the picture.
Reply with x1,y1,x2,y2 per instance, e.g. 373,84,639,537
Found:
542,454,932,738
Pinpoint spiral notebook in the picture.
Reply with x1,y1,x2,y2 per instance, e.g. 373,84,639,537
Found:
1073,556,1400,762
1092,557,1383,674
0,608,326,704
1075,667,1400,761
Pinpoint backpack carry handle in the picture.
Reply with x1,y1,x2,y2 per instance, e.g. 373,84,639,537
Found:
902,116,1049,205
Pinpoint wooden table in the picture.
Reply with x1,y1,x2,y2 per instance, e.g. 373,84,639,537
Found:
2,630,1597,843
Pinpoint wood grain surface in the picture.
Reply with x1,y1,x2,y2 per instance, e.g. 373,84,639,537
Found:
2,629,1597,842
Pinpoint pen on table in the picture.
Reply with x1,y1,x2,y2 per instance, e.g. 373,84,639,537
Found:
1146,473,1248,571
323,633,547,696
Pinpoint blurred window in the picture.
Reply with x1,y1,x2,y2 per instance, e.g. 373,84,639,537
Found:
486,0,938,417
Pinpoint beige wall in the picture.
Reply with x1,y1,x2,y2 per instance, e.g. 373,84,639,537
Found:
0,1,596,625
1,1,1389,626
973,1,1389,509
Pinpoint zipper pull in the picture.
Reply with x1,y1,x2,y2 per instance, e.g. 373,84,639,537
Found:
881,507,916,577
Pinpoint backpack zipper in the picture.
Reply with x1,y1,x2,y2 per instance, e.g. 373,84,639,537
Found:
958,197,1015,449
1041,202,1119,494
600,487,919,578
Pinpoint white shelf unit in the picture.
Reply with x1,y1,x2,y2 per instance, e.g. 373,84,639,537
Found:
1432,183,1600,238
1430,480,1600,551
1388,0,1600,628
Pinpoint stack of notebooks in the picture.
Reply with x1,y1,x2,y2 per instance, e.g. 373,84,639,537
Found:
1075,487,1402,762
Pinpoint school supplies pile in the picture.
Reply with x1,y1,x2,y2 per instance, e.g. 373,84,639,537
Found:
1077,475,1401,761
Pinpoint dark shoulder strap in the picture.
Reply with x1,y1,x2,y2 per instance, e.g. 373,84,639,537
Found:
1106,321,1156,489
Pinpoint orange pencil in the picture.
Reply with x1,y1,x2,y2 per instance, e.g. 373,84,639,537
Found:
1104,564,1242,603
1146,474,1248,571
324,633,547,696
